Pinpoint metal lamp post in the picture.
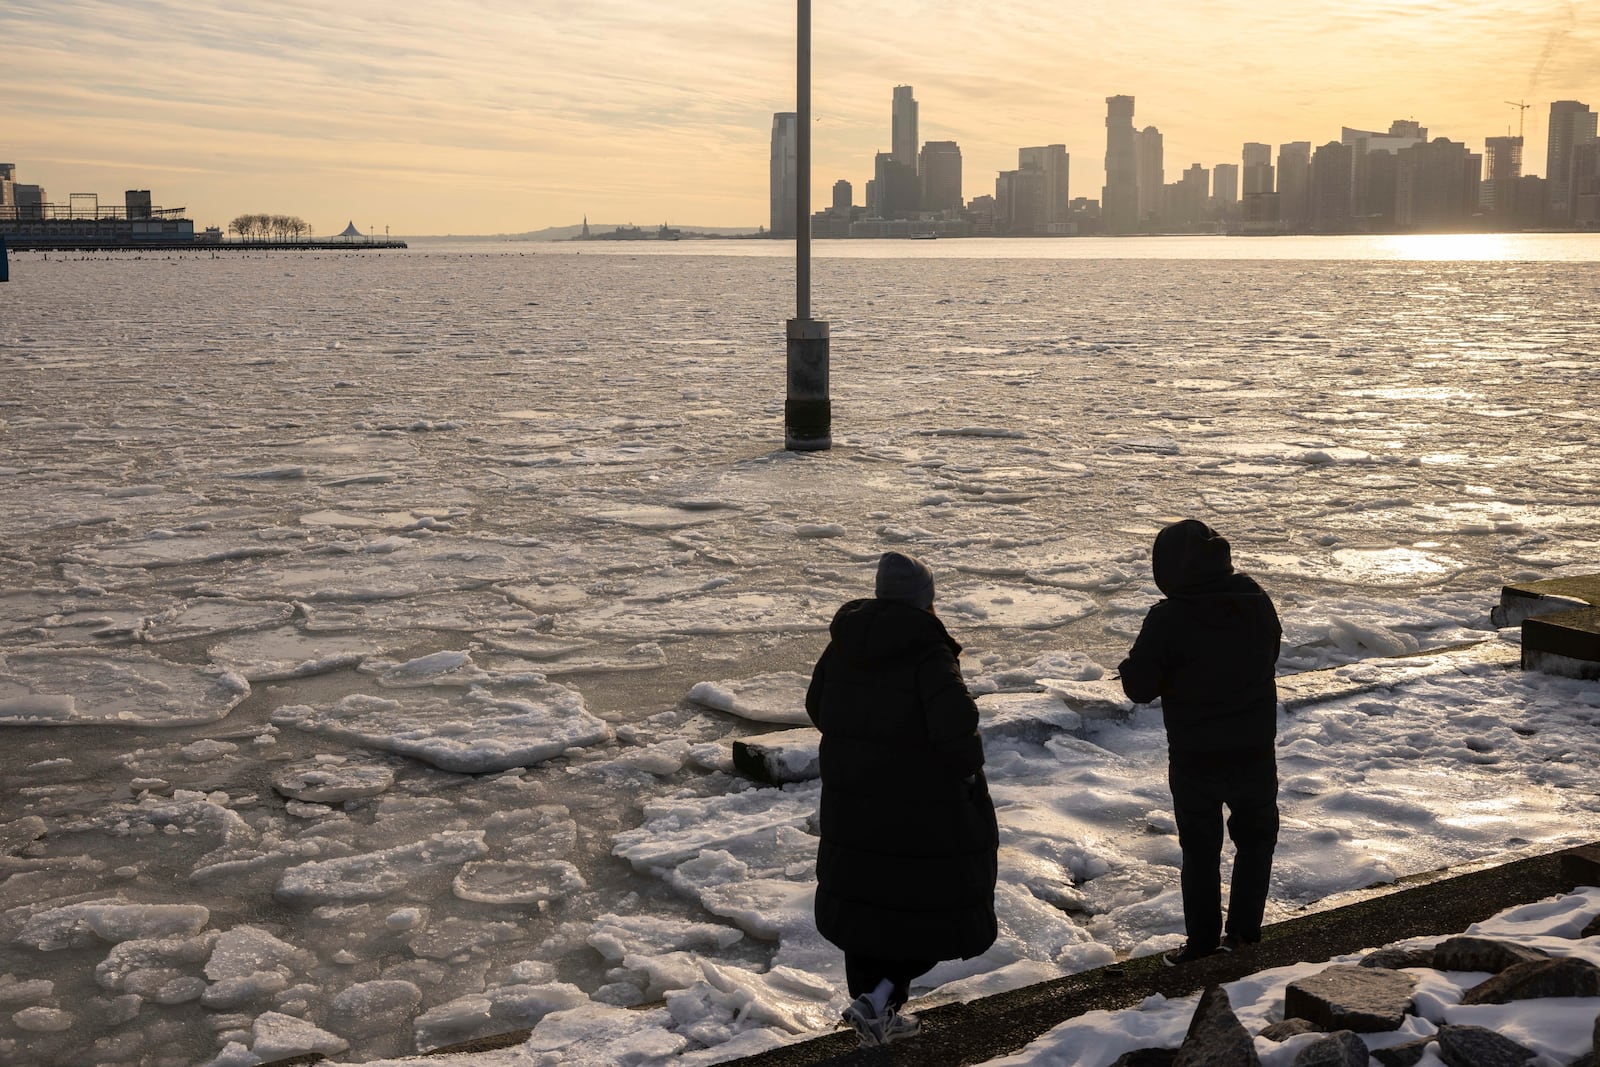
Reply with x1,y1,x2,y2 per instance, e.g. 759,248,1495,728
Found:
785,0,831,450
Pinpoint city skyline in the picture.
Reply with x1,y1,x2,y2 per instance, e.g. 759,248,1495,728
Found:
5,1,1598,234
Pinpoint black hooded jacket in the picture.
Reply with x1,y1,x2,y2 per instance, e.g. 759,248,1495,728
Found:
805,598,999,962
1118,520,1282,758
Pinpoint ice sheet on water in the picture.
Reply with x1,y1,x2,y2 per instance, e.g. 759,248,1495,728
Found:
208,539,524,601
686,671,810,724
208,626,392,681
942,582,1098,630
452,859,586,905
413,981,589,1052
270,679,611,773
142,597,296,643
566,591,832,638
271,756,397,802
203,1011,348,1067
298,590,538,635
0,648,248,726
274,831,488,903
586,914,744,963
64,532,298,570
12,900,211,950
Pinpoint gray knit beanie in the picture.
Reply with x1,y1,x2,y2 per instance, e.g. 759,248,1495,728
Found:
875,551,935,610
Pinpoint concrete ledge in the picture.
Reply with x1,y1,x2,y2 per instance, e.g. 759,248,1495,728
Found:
1523,607,1600,679
725,842,1600,1067
1492,574,1600,627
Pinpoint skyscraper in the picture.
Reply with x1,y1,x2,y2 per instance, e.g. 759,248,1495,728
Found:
1019,144,1070,232
1546,100,1597,224
1103,95,1138,234
770,112,798,237
1136,126,1163,230
874,151,918,219
919,141,963,213
1309,141,1355,231
1242,143,1274,195
832,180,853,215
1213,163,1239,207
1277,142,1312,228
1482,136,1523,214
892,86,919,171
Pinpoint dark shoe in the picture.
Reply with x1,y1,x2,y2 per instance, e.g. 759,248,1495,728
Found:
1221,932,1259,953
1162,941,1220,966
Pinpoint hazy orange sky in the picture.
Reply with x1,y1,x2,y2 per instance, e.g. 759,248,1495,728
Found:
6,1,1596,236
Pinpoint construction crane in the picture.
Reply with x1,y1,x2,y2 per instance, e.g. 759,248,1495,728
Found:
1506,100,1531,140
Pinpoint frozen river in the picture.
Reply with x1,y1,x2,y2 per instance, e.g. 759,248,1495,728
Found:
1,235,1598,1066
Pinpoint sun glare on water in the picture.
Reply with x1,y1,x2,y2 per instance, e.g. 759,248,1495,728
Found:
1372,232,1526,261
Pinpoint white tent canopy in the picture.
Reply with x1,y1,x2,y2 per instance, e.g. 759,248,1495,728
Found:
338,221,363,238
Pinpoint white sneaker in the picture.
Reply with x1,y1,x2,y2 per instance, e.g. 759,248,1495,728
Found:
841,995,885,1047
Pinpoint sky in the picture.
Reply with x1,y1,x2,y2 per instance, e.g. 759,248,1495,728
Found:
4,0,1598,236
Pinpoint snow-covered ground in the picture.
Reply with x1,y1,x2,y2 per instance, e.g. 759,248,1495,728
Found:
0,237,1597,1066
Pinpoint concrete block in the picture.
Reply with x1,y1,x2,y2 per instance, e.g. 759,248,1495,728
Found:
1522,607,1600,679
1492,573,1600,627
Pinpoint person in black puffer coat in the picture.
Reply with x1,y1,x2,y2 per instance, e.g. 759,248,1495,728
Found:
806,551,998,1046
1119,519,1282,965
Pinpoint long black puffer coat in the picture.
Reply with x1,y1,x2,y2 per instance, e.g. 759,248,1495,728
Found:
805,597,998,962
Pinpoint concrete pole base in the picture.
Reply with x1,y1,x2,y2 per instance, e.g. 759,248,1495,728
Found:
785,318,831,451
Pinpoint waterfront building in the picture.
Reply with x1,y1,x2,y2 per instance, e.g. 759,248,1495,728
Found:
1103,95,1139,234
126,190,152,218
1395,138,1481,230
1309,141,1355,231
769,112,798,238
1018,144,1070,233
1481,135,1523,215
1213,163,1239,209
892,86,919,171
0,163,13,213
1242,143,1274,195
831,180,852,214
919,141,963,213
1136,126,1163,230
1277,141,1312,228
995,166,1044,235
1546,100,1596,225
873,151,919,219
1171,163,1209,226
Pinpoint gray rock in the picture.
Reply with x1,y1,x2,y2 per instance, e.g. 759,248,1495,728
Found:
1259,1018,1323,1042
1431,936,1550,973
1109,1050,1178,1067
1175,985,1261,1067
1358,945,1436,970
1371,1037,1436,1067
1461,955,1600,1004
1435,1023,1537,1067
1289,1030,1369,1067
1284,965,1417,1033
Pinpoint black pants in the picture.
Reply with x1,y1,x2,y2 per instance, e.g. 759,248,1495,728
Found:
1169,751,1279,949
845,954,937,1010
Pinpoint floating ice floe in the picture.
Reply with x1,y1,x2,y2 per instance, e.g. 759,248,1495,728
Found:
452,859,586,905
141,597,296,643
686,672,811,724
941,583,1098,630
275,832,489,904
209,541,523,601
208,627,391,681
11,901,211,951
63,532,297,570
0,649,248,726
270,756,397,803
270,682,611,773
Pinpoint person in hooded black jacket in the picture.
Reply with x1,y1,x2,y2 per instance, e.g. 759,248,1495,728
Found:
806,551,998,1046
1119,519,1282,965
